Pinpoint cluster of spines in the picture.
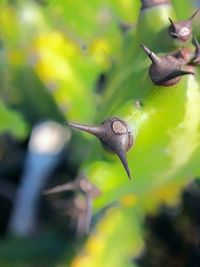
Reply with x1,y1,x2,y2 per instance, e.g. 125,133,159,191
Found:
141,8,200,86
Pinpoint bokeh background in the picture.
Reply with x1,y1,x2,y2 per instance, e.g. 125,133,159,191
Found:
0,0,200,267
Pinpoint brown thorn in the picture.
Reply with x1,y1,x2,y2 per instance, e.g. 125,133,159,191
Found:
67,122,102,137
140,44,160,64
159,70,195,85
176,70,195,76
168,17,175,29
116,149,131,180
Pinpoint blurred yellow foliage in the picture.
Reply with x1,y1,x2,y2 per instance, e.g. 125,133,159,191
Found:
34,32,76,82
120,194,138,207
72,209,122,267
89,38,111,67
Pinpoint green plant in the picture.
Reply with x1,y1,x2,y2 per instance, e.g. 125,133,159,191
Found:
68,1,200,267
1,1,200,267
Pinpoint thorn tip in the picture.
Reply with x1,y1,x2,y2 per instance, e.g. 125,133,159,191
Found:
67,122,101,136
140,43,160,64
168,17,176,29
116,150,131,179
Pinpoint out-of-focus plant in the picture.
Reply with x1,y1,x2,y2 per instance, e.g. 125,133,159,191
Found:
0,0,139,123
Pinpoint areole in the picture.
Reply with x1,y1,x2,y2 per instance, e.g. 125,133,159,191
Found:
168,9,200,42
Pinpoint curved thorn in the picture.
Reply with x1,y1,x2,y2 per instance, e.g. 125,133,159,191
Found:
67,122,102,137
116,150,131,180
167,70,195,79
176,70,195,76
140,44,160,64
159,70,194,84
189,8,200,20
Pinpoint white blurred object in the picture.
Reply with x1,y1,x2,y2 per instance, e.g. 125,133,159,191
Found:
9,121,70,236
29,121,69,155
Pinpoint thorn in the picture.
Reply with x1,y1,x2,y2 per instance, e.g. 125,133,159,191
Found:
68,118,133,180
67,122,102,137
116,149,131,180
168,17,175,28
140,44,160,64
177,70,195,76
159,70,194,85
